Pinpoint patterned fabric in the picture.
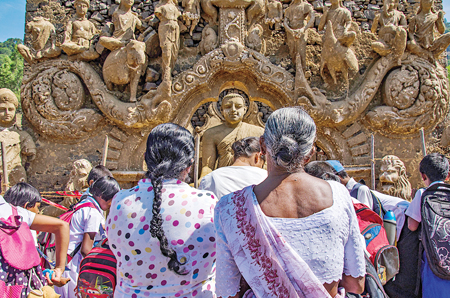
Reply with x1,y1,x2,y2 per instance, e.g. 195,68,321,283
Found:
216,186,337,298
215,182,366,298
0,249,46,298
107,178,218,298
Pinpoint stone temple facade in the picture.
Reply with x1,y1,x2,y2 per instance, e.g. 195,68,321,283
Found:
13,0,450,192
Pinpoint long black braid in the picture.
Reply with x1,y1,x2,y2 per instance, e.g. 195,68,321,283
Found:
145,123,194,275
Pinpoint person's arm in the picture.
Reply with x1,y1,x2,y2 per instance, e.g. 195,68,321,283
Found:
30,214,70,287
371,13,380,33
340,274,365,294
408,217,420,231
358,186,373,210
305,6,315,30
436,11,445,34
81,232,96,257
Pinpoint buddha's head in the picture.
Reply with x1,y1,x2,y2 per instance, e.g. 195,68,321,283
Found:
74,0,90,17
221,93,248,126
383,0,396,14
0,89,18,127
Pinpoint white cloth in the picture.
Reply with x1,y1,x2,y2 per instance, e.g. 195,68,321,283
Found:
55,195,105,298
0,195,35,227
199,166,267,199
405,181,444,223
215,180,366,297
346,178,373,209
107,178,218,298
372,191,408,240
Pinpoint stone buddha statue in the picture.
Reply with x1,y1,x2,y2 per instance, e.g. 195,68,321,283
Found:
61,0,100,61
0,89,36,186
200,91,264,178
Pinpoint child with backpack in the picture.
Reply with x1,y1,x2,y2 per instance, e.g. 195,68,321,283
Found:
54,176,120,298
406,153,450,298
0,188,70,298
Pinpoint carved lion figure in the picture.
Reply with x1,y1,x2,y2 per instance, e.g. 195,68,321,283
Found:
378,155,412,201
65,159,93,192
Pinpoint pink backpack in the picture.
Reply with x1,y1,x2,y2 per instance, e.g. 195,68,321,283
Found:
38,201,96,268
0,205,40,270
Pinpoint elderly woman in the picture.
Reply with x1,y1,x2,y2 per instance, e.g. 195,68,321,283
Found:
107,123,217,298
214,107,366,298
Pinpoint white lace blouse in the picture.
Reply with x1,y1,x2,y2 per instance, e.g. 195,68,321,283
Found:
215,181,366,297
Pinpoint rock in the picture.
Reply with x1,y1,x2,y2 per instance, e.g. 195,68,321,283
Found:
91,12,105,22
192,32,202,41
368,4,380,9
146,67,160,83
353,11,364,18
364,9,376,19
143,82,158,91
184,38,194,47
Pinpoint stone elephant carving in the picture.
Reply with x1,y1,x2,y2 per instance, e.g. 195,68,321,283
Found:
103,40,148,102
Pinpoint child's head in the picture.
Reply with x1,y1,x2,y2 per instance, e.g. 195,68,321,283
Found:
87,165,113,187
4,182,42,213
419,153,450,186
89,176,120,211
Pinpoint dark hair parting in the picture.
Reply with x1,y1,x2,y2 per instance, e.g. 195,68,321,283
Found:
145,123,194,275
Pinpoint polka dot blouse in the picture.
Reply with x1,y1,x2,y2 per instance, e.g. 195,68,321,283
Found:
107,178,218,298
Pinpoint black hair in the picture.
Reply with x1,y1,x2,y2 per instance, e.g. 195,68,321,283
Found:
232,137,261,160
145,123,194,275
419,153,449,182
90,176,121,202
336,170,349,179
87,165,113,185
305,161,341,182
4,182,42,209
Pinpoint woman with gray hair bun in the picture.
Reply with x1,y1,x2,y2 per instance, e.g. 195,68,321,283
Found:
214,107,366,298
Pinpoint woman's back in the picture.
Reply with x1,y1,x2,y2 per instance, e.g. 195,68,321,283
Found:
107,178,218,298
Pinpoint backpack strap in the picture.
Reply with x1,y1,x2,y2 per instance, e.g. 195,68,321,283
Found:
351,183,386,218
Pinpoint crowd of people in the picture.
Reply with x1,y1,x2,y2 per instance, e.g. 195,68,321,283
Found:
0,107,449,298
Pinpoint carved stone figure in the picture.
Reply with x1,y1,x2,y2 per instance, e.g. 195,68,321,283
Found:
284,0,314,71
320,20,358,87
17,17,61,64
371,0,407,62
200,91,264,177
201,0,265,28
318,0,356,47
182,0,201,36
103,40,147,102
155,0,181,87
61,0,100,61
247,24,264,52
99,0,147,102
199,25,218,55
265,0,283,30
65,159,93,192
378,155,412,201
99,0,143,51
407,0,450,62
0,89,36,185
441,126,450,148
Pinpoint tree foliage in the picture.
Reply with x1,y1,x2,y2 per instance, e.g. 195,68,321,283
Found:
0,38,24,100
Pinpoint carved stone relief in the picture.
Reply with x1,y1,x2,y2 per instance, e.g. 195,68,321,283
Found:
378,155,412,201
16,0,450,190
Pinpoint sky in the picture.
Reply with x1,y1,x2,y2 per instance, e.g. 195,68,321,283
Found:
0,0,449,42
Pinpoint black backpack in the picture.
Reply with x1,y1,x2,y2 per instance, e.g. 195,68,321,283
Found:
350,183,386,219
346,255,389,298
420,182,450,280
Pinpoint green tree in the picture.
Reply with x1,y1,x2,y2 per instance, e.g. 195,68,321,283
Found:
0,38,24,101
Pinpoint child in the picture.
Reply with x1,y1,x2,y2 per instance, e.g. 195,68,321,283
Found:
55,176,120,298
86,165,113,189
4,182,43,246
0,189,70,297
406,153,450,297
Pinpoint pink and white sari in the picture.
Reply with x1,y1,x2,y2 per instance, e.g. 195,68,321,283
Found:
215,186,345,298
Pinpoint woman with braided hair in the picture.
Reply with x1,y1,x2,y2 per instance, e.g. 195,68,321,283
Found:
107,123,218,297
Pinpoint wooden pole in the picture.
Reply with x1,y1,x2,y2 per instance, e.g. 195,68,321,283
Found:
1,142,9,194
370,134,376,190
420,128,427,157
194,134,201,188
101,136,109,167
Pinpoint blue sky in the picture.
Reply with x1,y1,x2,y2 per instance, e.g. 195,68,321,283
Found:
0,0,449,42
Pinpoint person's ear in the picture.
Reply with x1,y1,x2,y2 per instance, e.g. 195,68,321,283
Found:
303,146,316,165
89,179,94,186
254,152,260,165
259,136,267,155
24,202,29,209
420,172,427,181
